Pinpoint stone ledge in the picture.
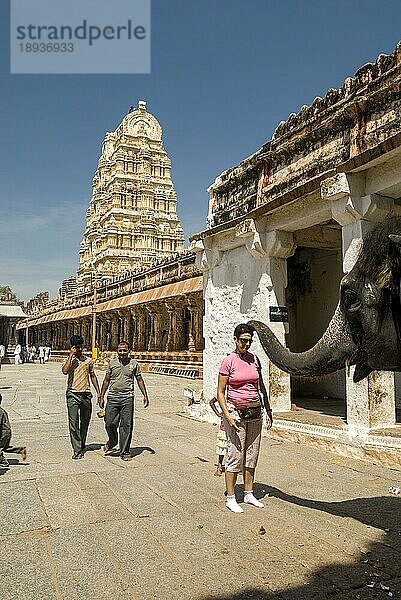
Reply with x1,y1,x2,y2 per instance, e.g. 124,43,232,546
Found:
269,421,401,470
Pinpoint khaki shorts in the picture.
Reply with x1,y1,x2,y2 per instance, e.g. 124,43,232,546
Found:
223,406,262,472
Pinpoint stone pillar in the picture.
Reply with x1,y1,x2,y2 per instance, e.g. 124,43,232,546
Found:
71,320,79,338
118,310,127,344
131,308,139,350
261,229,295,412
66,321,73,346
97,315,107,351
323,173,396,432
187,294,203,351
124,309,134,348
58,324,63,349
132,308,147,351
82,319,90,349
165,299,184,351
63,322,69,349
58,324,63,348
346,370,396,433
109,312,118,349
146,303,164,352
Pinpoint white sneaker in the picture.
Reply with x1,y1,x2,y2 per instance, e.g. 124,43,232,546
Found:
244,492,264,508
225,496,244,513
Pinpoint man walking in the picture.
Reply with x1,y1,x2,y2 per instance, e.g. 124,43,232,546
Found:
62,335,100,459
99,340,149,461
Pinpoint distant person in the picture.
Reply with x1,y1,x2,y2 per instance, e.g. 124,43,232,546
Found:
21,345,29,363
0,343,5,371
44,345,51,363
29,345,36,363
99,340,149,461
0,393,27,468
38,345,45,364
62,335,100,460
14,343,22,365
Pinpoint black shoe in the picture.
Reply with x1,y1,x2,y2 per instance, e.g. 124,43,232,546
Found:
102,444,115,456
72,452,84,460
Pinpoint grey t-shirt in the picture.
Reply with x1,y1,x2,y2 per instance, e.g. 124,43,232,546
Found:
106,358,141,398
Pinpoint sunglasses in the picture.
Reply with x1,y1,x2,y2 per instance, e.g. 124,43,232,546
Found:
238,338,253,344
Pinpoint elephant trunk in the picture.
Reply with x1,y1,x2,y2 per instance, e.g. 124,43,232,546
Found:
249,304,357,377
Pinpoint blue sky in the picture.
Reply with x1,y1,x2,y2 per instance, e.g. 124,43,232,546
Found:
1,0,401,301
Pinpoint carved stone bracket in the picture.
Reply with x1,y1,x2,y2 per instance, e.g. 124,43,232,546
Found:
189,238,222,271
264,230,295,259
235,219,266,259
331,193,394,226
322,174,394,225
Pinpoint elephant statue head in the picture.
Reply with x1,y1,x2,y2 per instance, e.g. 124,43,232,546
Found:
249,217,401,383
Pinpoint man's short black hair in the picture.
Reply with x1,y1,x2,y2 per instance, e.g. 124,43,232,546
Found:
70,335,84,347
233,323,254,338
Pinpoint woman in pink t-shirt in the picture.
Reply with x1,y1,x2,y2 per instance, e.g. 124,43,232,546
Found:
217,323,272,513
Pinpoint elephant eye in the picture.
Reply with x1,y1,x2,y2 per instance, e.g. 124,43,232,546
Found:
341,287,362,313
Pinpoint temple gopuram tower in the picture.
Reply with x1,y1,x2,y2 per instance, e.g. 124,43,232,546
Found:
77,100,184,289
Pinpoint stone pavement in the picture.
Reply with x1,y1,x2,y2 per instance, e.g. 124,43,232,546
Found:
0,363,400,600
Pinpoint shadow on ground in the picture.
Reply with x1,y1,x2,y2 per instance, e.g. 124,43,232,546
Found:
200,486,401,600
130,446,155,457
0,458,28,476
88,445,156,458
84,443,102,451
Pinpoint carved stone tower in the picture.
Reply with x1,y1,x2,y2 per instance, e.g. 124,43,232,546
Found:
76,100,184,288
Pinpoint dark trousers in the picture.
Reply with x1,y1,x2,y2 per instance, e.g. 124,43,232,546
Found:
0,436,24,455
66,391,92,454
1,445,25,454
105,396,134,456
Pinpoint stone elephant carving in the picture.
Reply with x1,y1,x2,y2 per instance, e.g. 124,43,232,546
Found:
249,217,401,383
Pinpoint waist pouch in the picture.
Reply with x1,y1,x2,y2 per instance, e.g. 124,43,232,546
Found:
237,405,262,421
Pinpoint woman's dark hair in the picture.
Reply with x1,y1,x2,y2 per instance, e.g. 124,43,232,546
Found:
70,335,84,347
234,323,254,338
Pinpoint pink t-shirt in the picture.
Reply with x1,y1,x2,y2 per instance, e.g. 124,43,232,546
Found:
219,352,260,405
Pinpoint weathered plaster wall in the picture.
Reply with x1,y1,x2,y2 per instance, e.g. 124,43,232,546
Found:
203,242,286,402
